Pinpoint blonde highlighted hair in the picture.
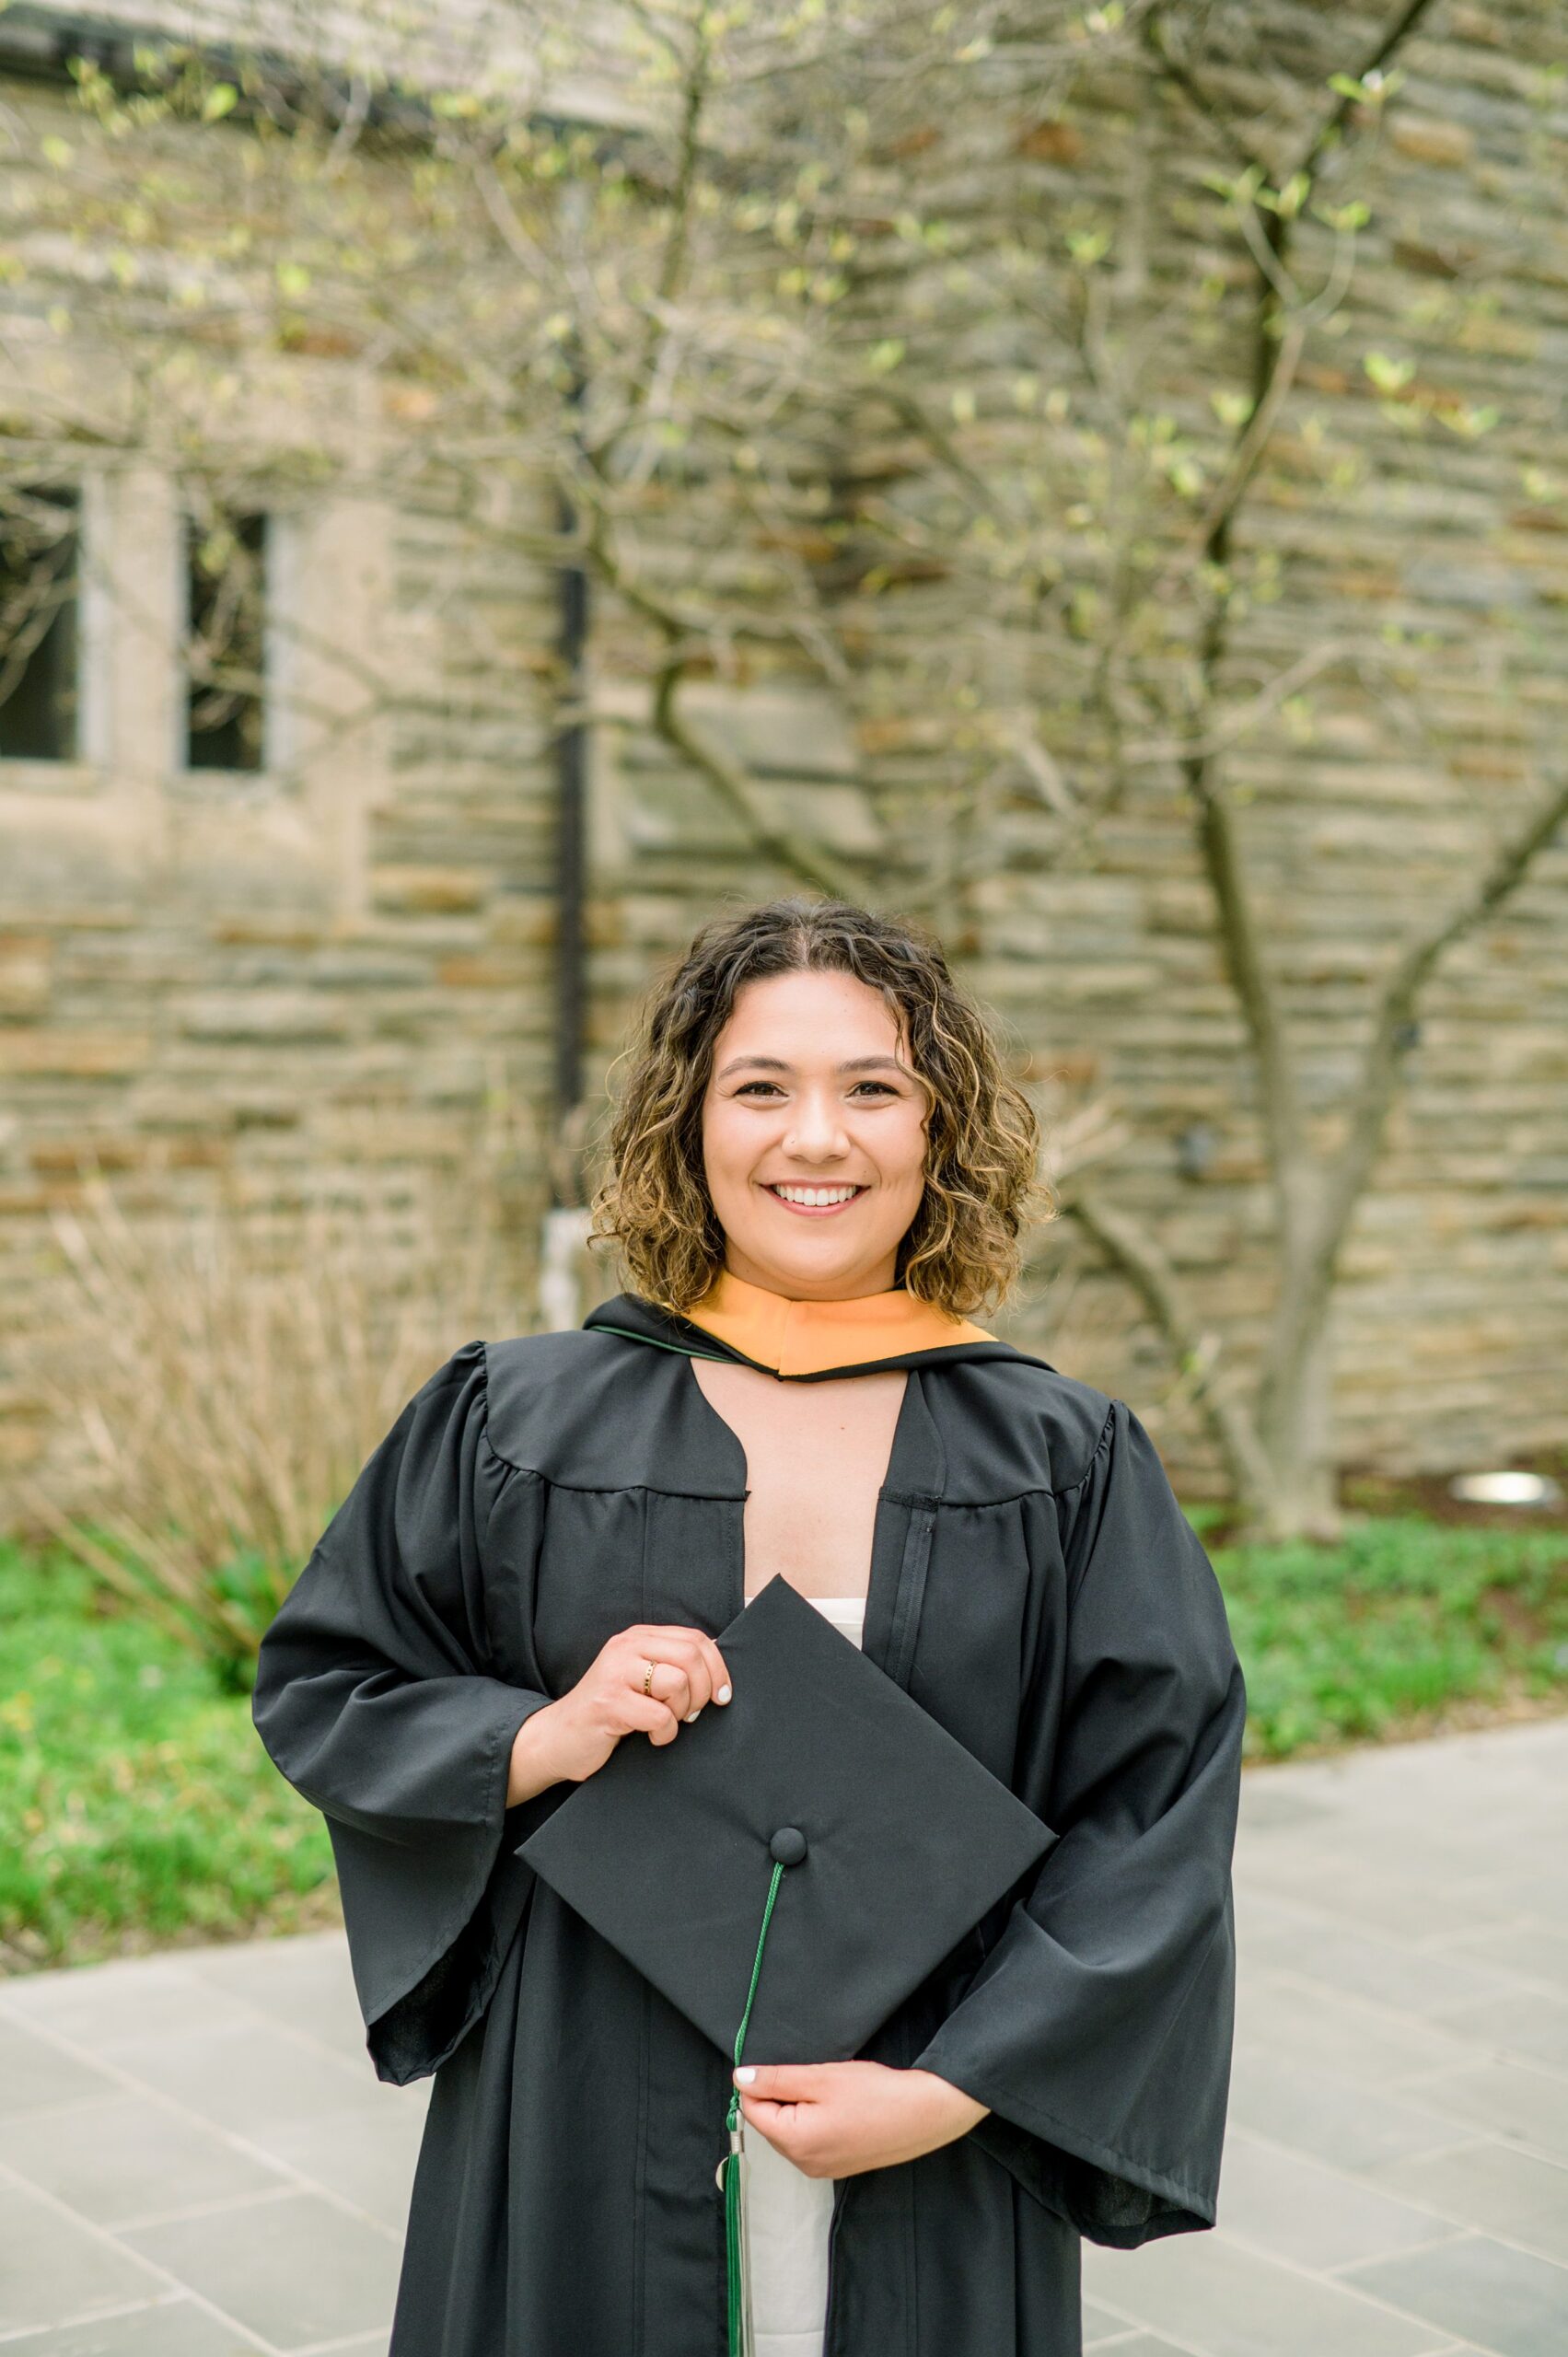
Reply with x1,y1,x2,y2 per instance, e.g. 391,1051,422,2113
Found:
587,898,1052,1320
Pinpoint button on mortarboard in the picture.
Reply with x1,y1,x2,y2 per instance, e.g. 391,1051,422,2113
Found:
769,1826,807,1865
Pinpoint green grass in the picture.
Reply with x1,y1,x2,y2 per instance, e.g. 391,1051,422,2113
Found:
0,1542,336,1974
1203,1512,1568,1760
3,1514,1565,1968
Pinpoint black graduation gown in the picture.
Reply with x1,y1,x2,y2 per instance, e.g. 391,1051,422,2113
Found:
250,1294,1247,2357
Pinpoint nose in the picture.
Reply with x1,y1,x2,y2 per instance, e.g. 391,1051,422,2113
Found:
783,1083,851,1163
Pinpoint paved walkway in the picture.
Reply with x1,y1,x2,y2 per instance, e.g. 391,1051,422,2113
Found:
0,1717,1564,2355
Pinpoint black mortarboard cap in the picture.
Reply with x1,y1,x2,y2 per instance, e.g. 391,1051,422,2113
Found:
517,1571,1056,2063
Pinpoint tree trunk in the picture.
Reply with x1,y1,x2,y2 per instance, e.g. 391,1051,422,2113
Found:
1252,1314,1341,1543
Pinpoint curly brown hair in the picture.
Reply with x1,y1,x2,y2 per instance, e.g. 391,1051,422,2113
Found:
587,898,1053,1320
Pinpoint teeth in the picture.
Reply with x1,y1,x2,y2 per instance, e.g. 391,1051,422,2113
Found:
770,1184,861,1207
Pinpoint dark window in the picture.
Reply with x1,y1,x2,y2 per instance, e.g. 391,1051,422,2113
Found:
186,506,267,770
0,485,80,761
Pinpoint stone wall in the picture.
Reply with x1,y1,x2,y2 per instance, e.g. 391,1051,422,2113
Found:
820,0,1568,1486
0,72,567,1505
2,8,1565,1520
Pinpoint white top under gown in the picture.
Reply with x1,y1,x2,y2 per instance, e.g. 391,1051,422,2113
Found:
741,1591,866,2357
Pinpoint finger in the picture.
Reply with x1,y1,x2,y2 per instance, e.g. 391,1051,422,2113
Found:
620,1694,682,1745
739,2095,793,2137
645,1660,694,1720
619,1645,692,1723
645,1708,686,1747
656,1637,712,1717
680,1628,730,1702
688,1636,727,1713
739,2096,825,2171
734,2064,828,2101
641,1629,732,1713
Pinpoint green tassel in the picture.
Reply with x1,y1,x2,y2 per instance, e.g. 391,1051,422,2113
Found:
724,2124,745,2355
725,1858,787,2357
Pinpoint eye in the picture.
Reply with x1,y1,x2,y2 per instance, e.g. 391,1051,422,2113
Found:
850,1080,898,1097
735,1080,784,1097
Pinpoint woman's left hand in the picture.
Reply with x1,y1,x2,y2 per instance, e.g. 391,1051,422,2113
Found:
734,2061,989,2178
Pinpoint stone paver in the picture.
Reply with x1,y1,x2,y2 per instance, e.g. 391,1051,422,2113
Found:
1207,2132,1448,2273
117,2191,401,2351
3,2302,273,2354
0,1716,1564,2355
0,2093,284,2227
1371,2142,1568,2270
0,1932,421,2353
1085,2230,1447,2357
0,2184,167,2338
1342,2235,1568,2357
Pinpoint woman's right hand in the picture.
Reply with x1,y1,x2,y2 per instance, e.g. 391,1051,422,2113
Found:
507,1623,732,1803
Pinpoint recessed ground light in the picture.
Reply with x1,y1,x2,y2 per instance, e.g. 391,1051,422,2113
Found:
1447,1470,1562,1508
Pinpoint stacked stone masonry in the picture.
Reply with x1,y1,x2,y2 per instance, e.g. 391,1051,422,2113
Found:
0,4,1564,1519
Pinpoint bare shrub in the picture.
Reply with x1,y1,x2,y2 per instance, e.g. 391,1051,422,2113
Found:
16,1138,534,1678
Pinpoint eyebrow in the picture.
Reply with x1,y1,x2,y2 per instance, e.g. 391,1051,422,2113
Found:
714,1054,912,1081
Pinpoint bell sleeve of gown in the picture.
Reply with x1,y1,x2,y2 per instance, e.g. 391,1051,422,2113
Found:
912,1396,1247,2248
250,1338,553,2087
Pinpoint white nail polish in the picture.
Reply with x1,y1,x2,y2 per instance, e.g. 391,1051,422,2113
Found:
734,2065,755,2084
717,1684,732,1704
684,1710,700,1723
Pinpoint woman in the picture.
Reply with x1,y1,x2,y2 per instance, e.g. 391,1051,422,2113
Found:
251,896,1246,2357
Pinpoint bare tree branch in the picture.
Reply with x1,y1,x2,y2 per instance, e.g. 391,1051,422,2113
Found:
1058,1182,1277,1509
1290,767,1568,1356
651,656,864,900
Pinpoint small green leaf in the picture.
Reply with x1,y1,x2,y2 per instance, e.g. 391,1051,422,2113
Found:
1364,350,1414,392
1313,198,1371,233
1444,402,1501,439
1210,389,1254,428
1066,226,1111,265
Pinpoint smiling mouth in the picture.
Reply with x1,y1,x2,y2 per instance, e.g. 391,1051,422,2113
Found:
762,1182,868,1213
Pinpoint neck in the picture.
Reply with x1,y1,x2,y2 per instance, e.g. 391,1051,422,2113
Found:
717,1260,900,1305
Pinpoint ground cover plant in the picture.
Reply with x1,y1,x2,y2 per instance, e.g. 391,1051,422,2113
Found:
1203,1510,1568,1761
0,1540,334,1975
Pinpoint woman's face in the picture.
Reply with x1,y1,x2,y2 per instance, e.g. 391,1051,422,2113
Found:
700,968,930,1300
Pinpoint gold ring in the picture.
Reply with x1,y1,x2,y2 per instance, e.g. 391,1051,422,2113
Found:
643,1658,655,1696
